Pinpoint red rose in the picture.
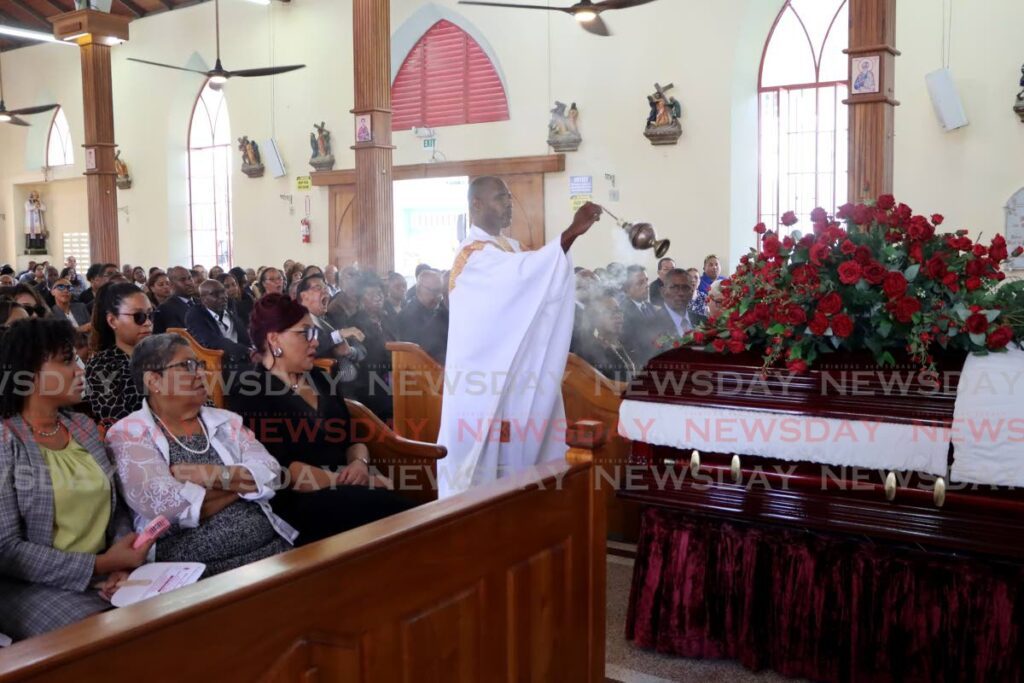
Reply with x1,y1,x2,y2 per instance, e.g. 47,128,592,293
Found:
1013,246,1024,258
965,313,989,335
909,242,924,263
990,235,1008,262
790,264,820,287
972,244,988,258
778,303,807,326
754,222,767,234
965,259,984,277
876,194,896,211
728,339,746,354
965,276,983,292
712,339,727,353
809,241,831,266
782,236,795,249
890,296,921,323
883,271,908,297
781,211,798,227
925,255,948,280
862,261,887,285
987,325,1014,350
810,207,828,223
931,213,944,225
851,204,873,226
817,292,843,316
943,272,960,293
838,261,863,285
762,234,781,258
854,246,873,265
908,216,935,241
808,312,829,335
836,203,855,219
787,359,808,374
840,239,857,255
692,331,705,344
830,314,854,338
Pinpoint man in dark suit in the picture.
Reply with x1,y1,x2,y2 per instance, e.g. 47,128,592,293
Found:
620,265,662,364
154,266,197,333
185,278,252,363
648,257,675,307
396,269,449,364
652,269,705,343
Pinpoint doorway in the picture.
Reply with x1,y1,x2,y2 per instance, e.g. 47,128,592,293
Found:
392,176,468,278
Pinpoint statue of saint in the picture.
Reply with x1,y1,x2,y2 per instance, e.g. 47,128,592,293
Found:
114,150,129,179
314,122,331,158
24,191,47,253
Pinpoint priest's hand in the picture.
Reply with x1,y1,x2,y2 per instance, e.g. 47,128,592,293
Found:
561,202,602,252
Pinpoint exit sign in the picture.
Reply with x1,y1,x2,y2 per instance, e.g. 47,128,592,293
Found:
423,138,436,149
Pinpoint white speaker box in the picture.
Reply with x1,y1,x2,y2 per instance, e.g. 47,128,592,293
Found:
264,138,287,178
925,68,969,132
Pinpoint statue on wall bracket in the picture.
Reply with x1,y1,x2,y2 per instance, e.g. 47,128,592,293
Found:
310,121,335,171
24,190,48,255
1014,63,1024,123
644,82,682,146
238,136,265,178
114,150,132,190
548,101,582,152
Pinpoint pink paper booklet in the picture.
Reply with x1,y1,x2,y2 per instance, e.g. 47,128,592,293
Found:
110,562,206,607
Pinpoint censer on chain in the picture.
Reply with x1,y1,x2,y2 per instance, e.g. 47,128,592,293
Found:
600,206,671,258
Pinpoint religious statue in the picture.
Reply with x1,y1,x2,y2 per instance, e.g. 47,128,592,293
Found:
547,100,582,152
114,150,132,190
644,82,683,146
238,136,265,178
1014,63,1024,123
24,190,48,255
309,121,335,171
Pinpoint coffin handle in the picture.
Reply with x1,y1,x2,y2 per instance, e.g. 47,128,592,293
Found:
933,477,946,508
884,471,897,501
730,454,742,484
689,450,701,476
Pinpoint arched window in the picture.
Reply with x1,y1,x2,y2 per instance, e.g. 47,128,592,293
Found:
46,107,74,167
759,0,848,233
187,80,232,268
391,19,509,131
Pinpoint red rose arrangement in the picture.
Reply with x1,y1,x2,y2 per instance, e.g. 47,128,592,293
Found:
670,196,1024,371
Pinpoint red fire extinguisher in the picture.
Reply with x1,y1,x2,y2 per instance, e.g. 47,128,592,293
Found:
300,217,311,244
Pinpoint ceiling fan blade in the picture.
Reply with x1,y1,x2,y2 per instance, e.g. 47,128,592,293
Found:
8,103,58,116
127,58,210,76
7,116,29,126
595,0,659,9
227,64,307,78
580,14,611,36
458,1,573,13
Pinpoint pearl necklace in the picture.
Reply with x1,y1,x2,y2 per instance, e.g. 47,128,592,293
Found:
154,413,211,455
27,419,63,438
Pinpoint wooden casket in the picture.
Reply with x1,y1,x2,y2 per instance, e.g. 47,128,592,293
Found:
618,347,1024,683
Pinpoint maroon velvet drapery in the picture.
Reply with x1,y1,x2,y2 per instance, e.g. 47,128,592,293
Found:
626,507,1023,683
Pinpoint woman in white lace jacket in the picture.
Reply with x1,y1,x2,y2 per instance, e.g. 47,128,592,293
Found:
106,334,297,576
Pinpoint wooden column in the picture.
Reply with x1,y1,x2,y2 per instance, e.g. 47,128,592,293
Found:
51,11,130,265
844,0,899,203
350,0,395,274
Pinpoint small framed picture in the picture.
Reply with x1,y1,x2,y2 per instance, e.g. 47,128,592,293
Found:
355,114,372,143
851,55,880,95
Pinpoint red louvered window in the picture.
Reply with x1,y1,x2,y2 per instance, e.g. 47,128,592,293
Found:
392,20,509,131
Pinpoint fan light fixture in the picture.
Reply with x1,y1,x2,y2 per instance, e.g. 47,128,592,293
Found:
209,74,228,84
0,113,10,122
575,10,597,21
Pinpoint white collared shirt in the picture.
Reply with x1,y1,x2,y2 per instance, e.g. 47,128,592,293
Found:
206,306,237,342
665,305,693,336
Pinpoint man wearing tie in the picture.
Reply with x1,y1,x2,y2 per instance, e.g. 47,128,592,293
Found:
654,269,704,339
185,278,252,363
621,265,661,365
154,266,198,333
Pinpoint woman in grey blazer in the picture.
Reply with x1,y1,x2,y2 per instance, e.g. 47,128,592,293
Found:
48,278,92,332
0,319,153,642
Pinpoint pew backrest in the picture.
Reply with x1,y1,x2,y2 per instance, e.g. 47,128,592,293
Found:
386,341,444,442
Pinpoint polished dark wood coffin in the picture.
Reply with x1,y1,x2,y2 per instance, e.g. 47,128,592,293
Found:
618,347,1024,560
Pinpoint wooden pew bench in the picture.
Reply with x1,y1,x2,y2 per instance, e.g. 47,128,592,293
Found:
0,425,609,682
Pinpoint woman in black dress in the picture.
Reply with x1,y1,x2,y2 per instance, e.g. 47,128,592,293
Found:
575,291,639,383
226,294,413,545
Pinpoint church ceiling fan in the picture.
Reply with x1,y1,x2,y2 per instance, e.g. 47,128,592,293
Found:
128,0,304,84
0,53,58,127
457,0,660,36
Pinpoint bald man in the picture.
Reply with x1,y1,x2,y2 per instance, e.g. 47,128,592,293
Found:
184,277,252,362
436,175,601,498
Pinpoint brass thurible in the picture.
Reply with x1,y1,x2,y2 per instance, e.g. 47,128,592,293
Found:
601,206,671,258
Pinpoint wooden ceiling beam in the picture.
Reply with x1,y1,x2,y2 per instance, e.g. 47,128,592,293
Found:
156,0,172,10
115,0,145,17
6,0,50,29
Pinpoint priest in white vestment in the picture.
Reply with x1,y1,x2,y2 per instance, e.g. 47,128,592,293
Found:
437,176,602,498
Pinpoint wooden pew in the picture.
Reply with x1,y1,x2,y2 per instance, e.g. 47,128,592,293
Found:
167,329,445,504
385,341,443,443
0,425,608,682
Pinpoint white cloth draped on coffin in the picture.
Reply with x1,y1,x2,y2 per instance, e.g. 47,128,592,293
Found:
617,399,951,476
436,228,576,499
950,345,1024,487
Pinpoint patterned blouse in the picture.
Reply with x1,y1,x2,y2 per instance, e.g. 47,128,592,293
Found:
85,347,144,429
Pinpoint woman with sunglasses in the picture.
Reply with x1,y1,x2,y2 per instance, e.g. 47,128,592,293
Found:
106,334,296,576
0,284,49,319
0,319,153,641
226,294,412,546
85,282,155,429
49,278,92,333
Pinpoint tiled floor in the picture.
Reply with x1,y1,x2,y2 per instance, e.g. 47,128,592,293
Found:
605,552,801,683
